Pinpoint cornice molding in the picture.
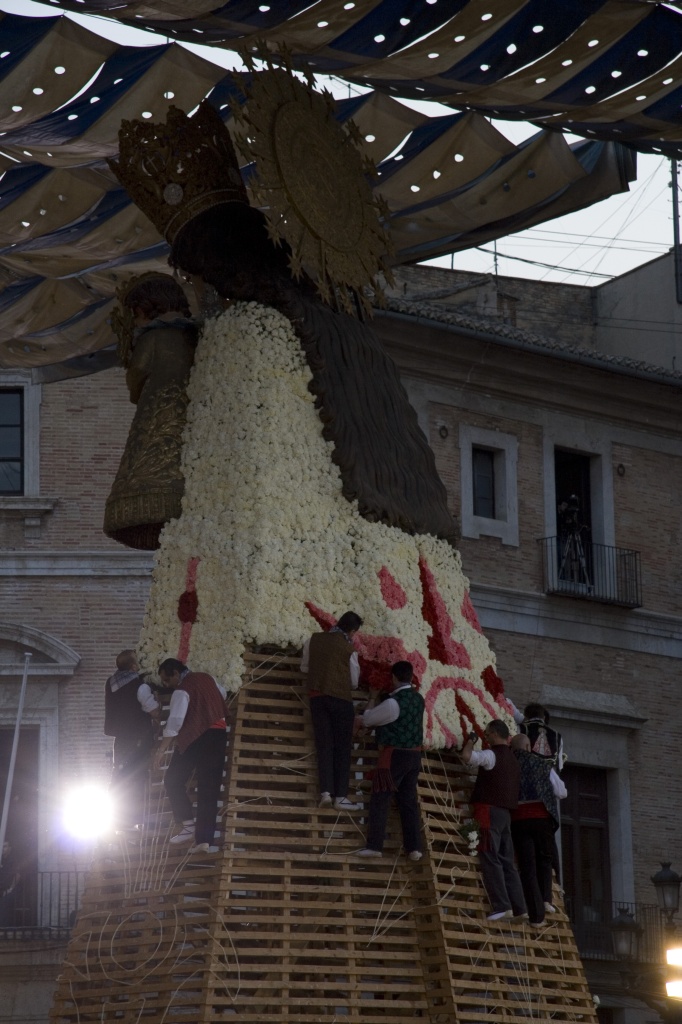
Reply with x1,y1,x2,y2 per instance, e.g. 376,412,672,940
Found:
0,551,154,577
377,313,681,436
470,582,682,660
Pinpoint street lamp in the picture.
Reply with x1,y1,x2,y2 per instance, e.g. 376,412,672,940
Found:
611,906,642,960
652,863,682,931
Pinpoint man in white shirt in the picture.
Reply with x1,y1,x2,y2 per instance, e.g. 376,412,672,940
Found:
355,661,425,861
461,720,527,921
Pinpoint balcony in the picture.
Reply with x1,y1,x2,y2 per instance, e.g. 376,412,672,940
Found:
0,871,87,940
565,898,664,963
538,535,642,608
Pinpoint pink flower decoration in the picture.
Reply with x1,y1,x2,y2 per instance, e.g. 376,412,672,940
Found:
305,601,336,631
354,633,426,693
461,591,483,633
423,675,499,746
419,557,471,669
481,665,503,700
377,566,407,609
305,601,425,693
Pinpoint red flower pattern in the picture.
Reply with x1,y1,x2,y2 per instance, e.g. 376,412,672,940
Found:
177,556,200,662
377,566,407,609
305,556,511,743
419,557,471,669
461,590,483,633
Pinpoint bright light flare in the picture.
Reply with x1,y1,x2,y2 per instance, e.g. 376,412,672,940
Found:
62,784,114,840
667,980,682,1000
668,948,682,966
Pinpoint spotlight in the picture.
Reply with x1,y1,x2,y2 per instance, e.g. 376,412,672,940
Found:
62,784,114,840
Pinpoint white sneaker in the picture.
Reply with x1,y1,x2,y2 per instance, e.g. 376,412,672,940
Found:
169,822,194,845
487,909,513,921
318,792,332,808
407,851,423,862
333,797,359,811
544,902,557,913
190,842,210,854
356,848,382,858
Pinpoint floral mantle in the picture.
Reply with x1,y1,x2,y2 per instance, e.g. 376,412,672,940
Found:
137,301,515,748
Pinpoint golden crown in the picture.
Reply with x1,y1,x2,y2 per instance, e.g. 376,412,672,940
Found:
108,101,248,245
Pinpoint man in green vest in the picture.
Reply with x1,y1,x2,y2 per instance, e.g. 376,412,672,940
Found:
354,661,424,861
301,611,362,810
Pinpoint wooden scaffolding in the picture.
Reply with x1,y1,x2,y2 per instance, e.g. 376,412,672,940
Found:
51,653,598,1024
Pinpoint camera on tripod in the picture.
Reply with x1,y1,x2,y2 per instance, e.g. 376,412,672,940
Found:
557,493,581,532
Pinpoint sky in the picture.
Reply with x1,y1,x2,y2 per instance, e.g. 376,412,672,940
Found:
0,0,675,289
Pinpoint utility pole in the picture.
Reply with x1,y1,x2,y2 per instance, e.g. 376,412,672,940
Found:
671,158,682,303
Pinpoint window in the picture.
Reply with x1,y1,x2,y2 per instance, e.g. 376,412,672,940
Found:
472,447,495,518
459,425,519,546
0,390,23,495
541,426,614,548
0,372,55,537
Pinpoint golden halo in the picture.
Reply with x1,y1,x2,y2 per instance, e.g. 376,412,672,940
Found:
232,57,393,315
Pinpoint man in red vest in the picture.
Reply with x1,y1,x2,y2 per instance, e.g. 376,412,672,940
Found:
461,720,527,921
156,658,228,853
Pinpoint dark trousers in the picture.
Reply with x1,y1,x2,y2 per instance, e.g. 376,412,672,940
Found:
310,695,355,798
366,749,422,854
478,806,527,916
511,817,557,924
111,733,154,826
164,729,227,845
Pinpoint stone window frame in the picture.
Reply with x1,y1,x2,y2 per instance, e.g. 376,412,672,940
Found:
0,370,41,497
459,424,519,546
0,371,56,537
542,426,614,547
539,684,645,905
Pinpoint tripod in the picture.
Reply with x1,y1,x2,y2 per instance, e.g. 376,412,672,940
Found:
558,527,591,588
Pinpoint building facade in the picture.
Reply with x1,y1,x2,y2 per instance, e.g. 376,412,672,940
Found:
0,256,680,1022
379,259,682,1022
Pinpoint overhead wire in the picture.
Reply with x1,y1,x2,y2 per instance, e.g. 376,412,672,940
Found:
567,178,671,282
474,247,613,279
554,162,671,283
534,158,667,283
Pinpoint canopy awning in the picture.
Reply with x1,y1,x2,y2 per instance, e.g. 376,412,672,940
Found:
0,2,666,371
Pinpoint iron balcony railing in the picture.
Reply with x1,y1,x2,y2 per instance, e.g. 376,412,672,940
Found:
564,898,664,963
538,535,642,608
0,871,87,940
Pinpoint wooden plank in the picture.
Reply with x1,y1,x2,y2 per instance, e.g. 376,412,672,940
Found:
50,652,598,1024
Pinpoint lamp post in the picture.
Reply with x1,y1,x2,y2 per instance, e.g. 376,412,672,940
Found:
611,905,642,961
603,867,682,1022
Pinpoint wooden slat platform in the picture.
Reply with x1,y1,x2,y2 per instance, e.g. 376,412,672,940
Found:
50,653,598,1024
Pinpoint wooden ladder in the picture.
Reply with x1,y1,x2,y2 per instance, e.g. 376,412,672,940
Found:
50,652,597,1024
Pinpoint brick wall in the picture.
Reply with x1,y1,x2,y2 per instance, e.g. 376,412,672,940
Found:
429,401,546,593
612,441,682,617
390,264,596,348
0,367,150,825
38,368,134,550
